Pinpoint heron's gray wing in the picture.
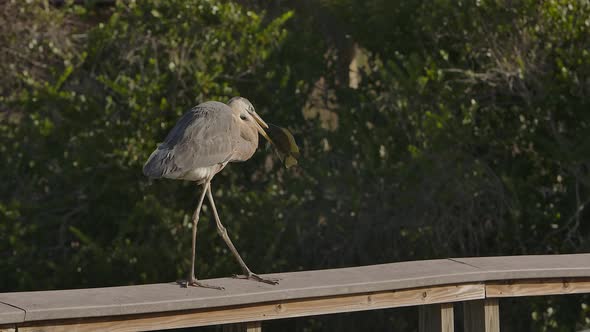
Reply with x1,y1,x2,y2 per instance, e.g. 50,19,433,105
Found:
143,101,238,179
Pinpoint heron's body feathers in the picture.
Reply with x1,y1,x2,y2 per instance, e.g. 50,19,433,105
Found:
143,96,281,287
143,101,259,182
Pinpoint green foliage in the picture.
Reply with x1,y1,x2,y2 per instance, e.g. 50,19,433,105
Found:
2,0,590,330
315,0,590,330
0,0,298,290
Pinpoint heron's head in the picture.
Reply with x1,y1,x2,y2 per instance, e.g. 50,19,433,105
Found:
228,96,272,142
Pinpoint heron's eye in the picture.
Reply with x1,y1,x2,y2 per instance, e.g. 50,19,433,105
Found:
240,114,247,120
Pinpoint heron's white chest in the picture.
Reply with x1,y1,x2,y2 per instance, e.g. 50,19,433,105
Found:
180,164,224,182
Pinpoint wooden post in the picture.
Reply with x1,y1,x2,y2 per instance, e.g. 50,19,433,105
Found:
463,299,499,332
419,303,454,332
440,303,455,332
222,321,262,332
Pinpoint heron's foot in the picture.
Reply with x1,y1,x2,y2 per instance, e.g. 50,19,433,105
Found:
233,272,279,285
177,277,224,290
188,280,225,290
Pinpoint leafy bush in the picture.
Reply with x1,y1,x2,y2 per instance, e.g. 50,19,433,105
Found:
2,0,590,330
0,0,297,290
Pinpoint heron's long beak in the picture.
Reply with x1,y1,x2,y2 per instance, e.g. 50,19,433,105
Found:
252,112,269,129
252,112,273,143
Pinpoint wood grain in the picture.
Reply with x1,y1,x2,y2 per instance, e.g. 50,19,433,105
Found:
440,303,454,332
246,321,262,332
485,299,500,332
486,278,590,297
17,284,483,332
0,325,16,332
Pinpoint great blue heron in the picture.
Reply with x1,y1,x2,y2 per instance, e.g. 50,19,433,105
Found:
143,97,281,288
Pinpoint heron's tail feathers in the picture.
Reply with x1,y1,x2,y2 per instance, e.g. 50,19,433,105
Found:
143,148,171,178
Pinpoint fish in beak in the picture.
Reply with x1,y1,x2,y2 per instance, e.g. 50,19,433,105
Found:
265,123,300,168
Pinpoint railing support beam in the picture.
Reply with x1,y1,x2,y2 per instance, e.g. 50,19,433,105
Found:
463,299,499,332
419,303,454,332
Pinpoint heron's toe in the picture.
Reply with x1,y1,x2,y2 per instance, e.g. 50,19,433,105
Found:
233,273,279,285
177,278,224,290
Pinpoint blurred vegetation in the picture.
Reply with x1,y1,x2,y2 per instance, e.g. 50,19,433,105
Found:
1,0,590,330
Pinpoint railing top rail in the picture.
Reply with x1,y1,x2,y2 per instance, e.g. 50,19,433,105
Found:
2,253,590,325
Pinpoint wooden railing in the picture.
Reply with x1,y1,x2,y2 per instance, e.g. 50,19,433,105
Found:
2,254,590,332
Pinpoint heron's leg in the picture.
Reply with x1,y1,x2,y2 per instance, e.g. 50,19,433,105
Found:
206,184,278,285
184,182,223,290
